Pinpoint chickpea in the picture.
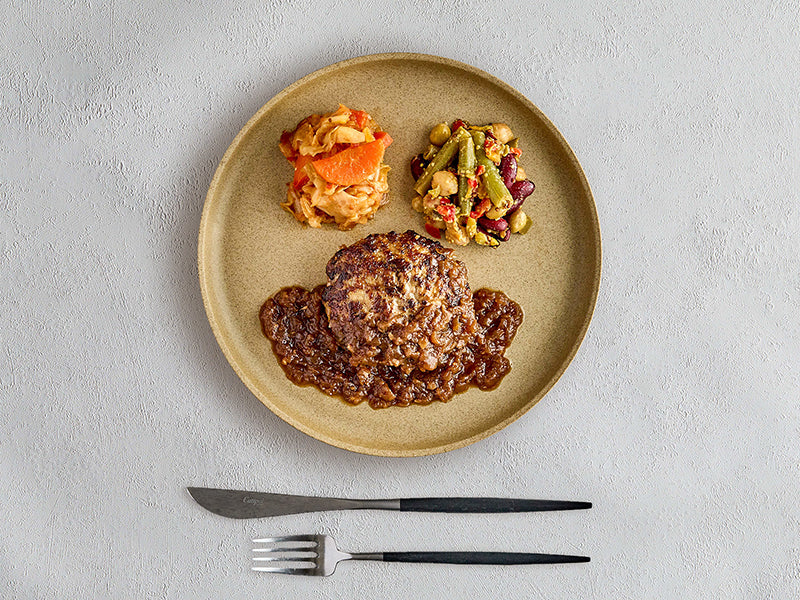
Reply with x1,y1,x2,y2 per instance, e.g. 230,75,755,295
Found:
509,209,529,233
422,192,440,211
491,123,514,144
445,220,470,246
431,170,458,196
429,122,451,146
485,205,505,219
427,216,446,229
411,195,425,213
515,166,527,181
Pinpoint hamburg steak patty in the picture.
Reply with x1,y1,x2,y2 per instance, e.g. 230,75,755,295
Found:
322,230,478,372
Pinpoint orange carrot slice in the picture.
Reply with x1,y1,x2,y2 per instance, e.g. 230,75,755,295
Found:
350,109,369,129
312,139,386,186
374,131,393,148
292,154,313,189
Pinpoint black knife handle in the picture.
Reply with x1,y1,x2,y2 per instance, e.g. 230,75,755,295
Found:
381,551,590,565
397,497,591,512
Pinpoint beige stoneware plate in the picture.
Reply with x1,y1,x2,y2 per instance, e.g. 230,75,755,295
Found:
198,53,601,457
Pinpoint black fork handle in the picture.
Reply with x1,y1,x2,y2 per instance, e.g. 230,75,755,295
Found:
397,497,592,512
380,551,590,565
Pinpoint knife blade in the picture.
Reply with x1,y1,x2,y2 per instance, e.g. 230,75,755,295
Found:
187,487,592,519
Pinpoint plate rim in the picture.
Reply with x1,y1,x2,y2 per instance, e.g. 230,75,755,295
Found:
198,52,602,457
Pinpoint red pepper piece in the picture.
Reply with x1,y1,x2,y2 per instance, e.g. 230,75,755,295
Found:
435,202,457,222
469,197,491,219
425,222,442,238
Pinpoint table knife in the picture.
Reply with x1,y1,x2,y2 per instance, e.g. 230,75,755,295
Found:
187,487,591,519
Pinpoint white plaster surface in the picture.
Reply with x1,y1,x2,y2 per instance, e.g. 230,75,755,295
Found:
2,1,799,598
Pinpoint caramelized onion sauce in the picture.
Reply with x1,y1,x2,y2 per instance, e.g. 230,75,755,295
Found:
259,286,522,409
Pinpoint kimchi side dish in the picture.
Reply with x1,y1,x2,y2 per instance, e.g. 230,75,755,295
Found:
278,105,392,229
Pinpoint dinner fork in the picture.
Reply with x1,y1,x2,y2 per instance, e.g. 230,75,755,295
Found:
252,534,589,576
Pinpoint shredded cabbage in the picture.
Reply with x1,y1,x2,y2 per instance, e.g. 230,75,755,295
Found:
279,105,389,230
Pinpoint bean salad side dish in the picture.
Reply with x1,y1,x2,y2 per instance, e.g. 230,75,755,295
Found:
410,120,536,247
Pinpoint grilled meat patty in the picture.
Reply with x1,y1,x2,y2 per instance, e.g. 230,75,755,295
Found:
322,230,477,372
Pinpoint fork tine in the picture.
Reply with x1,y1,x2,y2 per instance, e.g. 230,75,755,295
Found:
251,566,317,575
252,534,326,576
252,547,317,553
252,556,316,562
252,535,319,543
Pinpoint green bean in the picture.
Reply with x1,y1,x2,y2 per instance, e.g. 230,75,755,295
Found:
422,144,439,160
471,130,485,150
456,134,476,215
472,131,514,211
457,176,471,215
413,128,469,196
457,134,476,177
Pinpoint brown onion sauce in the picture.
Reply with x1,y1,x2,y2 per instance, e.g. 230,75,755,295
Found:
259,286,523,409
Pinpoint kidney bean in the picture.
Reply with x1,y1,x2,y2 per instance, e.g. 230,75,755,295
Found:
478,216,509,232
506,199,522,215
510,179,535,200
507,198,522,215
505,179,535,214
500,154,517,189
479,222,510,242
410,154,426,180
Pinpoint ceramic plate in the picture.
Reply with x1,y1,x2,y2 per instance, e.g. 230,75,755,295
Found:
198,53,601,456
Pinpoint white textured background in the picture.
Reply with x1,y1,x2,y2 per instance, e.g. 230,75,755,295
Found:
2,1,799,598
